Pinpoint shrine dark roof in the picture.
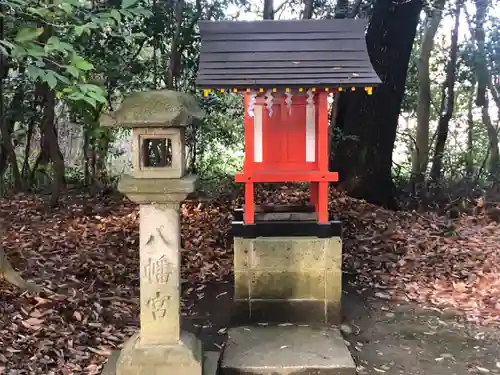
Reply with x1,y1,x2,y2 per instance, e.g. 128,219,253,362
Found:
196,19,381,90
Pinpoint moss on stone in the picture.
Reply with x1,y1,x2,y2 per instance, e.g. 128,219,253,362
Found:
101,90,204,128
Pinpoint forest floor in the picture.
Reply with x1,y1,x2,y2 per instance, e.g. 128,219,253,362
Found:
0,187,500,374
182,277,500,375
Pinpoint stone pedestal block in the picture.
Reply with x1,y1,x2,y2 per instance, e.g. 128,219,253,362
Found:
116,332,203,375
138,203,181,345
112,174,218,375
233,236,342,324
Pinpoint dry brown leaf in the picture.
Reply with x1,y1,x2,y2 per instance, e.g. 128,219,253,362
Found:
1,187,500,373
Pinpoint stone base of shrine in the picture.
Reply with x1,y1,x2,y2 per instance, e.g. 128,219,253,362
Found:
232,235,343,325
102,331,220,375
220,325,355,375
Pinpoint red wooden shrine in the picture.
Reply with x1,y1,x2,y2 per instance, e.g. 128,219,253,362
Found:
235,92,338,225
196,19,381,231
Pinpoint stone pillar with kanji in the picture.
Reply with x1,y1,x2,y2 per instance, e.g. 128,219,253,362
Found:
100,90,209,375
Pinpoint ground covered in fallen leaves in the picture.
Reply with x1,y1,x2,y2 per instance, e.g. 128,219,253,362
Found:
0,187,499,374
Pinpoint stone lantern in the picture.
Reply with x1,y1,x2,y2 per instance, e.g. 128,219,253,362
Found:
101,90,216,375
101,90,201,180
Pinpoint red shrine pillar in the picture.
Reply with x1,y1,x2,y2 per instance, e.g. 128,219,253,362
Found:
242,94,255,224
316,91,330,224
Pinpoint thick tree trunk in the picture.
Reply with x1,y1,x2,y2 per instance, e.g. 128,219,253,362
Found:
429,0,461,183
331,0,422,208
411,0,445,181
263,0,274,19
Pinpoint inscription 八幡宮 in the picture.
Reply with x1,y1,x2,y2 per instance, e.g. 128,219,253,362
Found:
143,255,173,284
146,291,172,320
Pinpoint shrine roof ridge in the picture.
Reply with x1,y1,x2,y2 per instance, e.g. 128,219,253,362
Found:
196,19,381,90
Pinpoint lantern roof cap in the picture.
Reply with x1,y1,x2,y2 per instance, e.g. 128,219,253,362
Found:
196,19,381,90
100,90,204,128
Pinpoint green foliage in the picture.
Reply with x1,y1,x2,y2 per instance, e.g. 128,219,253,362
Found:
0,0,498,201
0,0,228,195
193,93,244,180
2,0,151,108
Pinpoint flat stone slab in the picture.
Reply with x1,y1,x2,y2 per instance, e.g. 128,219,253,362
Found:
204,351,221,375
221,326,355,375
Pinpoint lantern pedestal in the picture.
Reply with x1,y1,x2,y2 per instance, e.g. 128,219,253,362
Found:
113,175,220,375
115,331,203,375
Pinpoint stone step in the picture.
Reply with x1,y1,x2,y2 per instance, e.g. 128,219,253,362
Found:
220,325,355,375
204,351,221,375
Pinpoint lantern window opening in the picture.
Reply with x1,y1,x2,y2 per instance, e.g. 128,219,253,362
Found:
134,128,185,179
143,137,173,168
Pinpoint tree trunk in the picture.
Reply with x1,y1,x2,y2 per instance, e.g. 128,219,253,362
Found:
0,67,25,190
482,97,499,177
331,0,422,208
465,4,499,178
473,0,488,107
489,76,500,112
263,0,274,19
35,87,66,206
83,128,90,184
95,129,112,182
334,0,349,18
166,0,184,89
429,0,461,183
411,0,445,181
466,81,475,176
21,116,36,180
302,0,314,19
0,246,40,292
0,109,23,190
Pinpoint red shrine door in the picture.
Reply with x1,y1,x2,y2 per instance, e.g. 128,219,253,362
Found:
254,97,317,172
